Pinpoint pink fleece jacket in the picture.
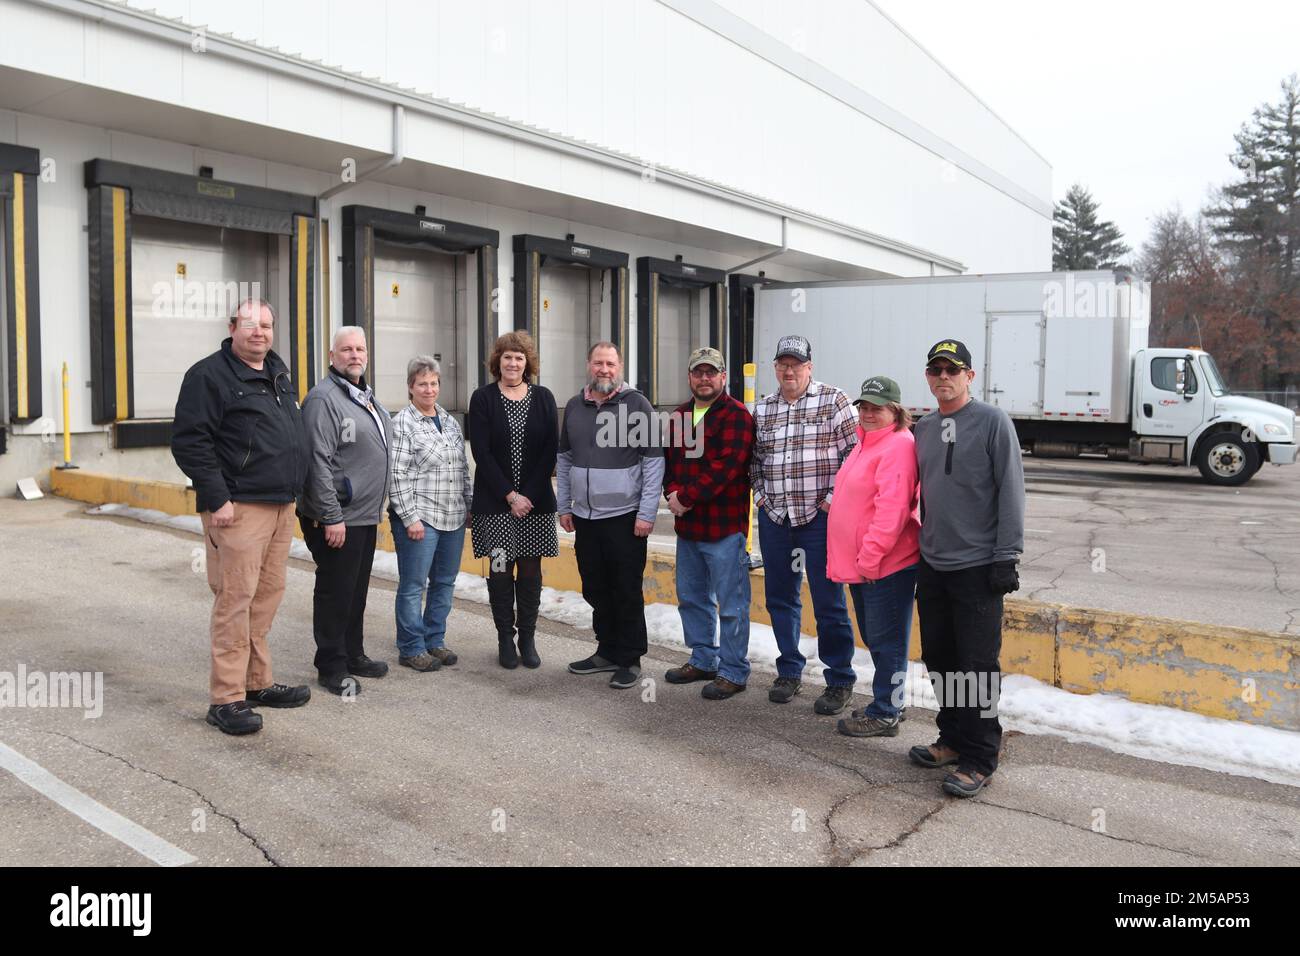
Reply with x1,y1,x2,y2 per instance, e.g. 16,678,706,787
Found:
826,424,921,583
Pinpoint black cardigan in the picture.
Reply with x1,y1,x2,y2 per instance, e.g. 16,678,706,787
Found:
468,382,559,515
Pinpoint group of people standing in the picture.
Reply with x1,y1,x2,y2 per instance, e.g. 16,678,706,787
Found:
171,297,1022,799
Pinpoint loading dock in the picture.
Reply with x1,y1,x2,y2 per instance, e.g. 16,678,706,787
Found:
512,235,629,400
84,160,316,447
341,206,498,416
636,257,726,408
1,143,43,447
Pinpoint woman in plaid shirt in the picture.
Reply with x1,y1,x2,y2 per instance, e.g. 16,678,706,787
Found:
387,356,472,673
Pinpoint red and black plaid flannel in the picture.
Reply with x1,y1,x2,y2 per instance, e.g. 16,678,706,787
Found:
663,392,755,541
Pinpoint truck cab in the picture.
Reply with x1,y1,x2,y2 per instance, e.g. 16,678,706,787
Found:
1132,347,1299,484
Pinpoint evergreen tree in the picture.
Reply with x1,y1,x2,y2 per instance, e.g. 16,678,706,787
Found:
1052,183,1130,270
1206,74,1300,291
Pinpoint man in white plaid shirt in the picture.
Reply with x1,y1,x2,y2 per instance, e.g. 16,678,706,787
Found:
751,334,859,714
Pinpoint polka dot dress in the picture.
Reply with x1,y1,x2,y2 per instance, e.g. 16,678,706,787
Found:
471,384,559,560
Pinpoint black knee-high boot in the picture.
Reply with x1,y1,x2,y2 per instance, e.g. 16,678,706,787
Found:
486,573,518,669
515,575,543,669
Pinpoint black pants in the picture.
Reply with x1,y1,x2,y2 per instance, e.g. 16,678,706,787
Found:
915,558,1004,776
572,512,648,668
300,517,377,679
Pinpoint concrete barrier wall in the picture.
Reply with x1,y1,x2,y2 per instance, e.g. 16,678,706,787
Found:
50,468,1300,732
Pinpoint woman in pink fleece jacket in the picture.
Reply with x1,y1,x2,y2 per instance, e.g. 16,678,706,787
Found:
826,375,920,738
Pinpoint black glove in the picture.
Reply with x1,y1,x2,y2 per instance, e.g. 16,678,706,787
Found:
988,561,1020,595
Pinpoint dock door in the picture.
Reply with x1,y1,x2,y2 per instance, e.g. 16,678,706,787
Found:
636,257,725,409
513,235,628,400
342,206,498,418
85,160,316,447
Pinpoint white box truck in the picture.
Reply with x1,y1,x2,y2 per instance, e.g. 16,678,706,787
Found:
752,270,1298,485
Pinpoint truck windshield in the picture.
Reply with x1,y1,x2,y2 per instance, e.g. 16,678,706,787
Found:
1200,354,1228,396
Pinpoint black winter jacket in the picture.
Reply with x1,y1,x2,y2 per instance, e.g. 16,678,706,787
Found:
171,339,309,513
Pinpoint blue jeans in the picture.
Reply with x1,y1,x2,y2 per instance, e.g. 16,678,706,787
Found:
390,517,465,657
848,564,918,719
756,508,856,687
675,533,752,685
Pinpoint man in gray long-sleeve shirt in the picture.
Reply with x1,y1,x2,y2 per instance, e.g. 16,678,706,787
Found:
910,338,1024,798
298,326,394,696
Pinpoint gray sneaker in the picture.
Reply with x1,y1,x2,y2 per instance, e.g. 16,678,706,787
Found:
399,652,440,673
609,665,641,689
568,654,619,675
768,676,802,703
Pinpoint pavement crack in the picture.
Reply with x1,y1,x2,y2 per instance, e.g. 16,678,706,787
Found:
1240,540,1294,600
975,797,1209,861
41,730,280,866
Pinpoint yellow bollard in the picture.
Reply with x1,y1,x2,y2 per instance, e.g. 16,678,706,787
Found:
744,362,757,563
57,361,78,470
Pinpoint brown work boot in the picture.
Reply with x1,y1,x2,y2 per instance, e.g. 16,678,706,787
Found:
428,646,458,666
399,652,440,673
665,663,718,684
908,740,960,768
701,677,746,700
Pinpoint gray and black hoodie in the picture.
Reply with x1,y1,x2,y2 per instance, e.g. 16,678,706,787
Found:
556,386,665,522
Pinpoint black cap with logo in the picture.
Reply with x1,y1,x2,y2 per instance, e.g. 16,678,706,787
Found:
926,339,973,369
774,335,812,362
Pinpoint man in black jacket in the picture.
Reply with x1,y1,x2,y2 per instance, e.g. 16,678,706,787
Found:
171,298,312,735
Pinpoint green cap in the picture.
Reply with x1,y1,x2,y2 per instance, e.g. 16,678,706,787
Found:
854,375,901,406
688,347,725,372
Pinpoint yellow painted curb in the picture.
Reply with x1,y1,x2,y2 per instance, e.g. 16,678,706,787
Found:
51,468,1300,732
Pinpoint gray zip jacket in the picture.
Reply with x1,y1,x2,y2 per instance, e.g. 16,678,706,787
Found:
557,386,665,522
298,370,394,526
913,398,1025,570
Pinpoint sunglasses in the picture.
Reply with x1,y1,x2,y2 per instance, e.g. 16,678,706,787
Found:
925,364,967,378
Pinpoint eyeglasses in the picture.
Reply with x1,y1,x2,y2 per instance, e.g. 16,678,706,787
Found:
925,364,966,378
689,367,723,377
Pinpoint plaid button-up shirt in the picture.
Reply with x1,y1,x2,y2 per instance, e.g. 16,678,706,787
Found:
663,392,755,541
388,402,472,532
750,380,857,528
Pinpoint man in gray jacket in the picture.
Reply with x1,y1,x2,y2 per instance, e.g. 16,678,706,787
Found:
299,326,394,696
910,338,1025,798
558,342,665,689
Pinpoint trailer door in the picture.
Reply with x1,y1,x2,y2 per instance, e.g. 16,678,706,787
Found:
373,241,459,413
986,312,1043,416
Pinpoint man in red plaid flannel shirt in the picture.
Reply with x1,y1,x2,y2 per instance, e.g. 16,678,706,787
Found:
662,347,756,700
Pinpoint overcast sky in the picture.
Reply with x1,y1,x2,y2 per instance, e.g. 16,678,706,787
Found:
871,0,1300,258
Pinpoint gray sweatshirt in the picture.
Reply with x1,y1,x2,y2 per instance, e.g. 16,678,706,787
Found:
556,386,665,522
913,398,1025,570
298,371,394,526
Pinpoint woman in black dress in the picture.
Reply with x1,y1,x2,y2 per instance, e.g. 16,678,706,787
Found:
469,331,558,669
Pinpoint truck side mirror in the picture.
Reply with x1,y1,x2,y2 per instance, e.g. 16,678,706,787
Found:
1174,358,1186,395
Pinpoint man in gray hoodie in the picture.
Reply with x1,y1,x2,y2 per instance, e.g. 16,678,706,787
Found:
299,326,394,696
558,342,665,690
911,338,1024,798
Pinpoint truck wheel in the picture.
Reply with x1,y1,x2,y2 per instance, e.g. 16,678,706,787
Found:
1196,431,1260,485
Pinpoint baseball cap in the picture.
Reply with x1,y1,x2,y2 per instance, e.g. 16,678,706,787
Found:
687,346,725,372
926,339,972,369
774,335,812,362
854,376,901,406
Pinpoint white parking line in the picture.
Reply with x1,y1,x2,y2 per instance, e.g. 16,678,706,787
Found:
0,740,197,867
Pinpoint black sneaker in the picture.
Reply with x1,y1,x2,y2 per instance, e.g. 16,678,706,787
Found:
347,655,389,678
319,674,362,697
244,683,311,708
609,666,641,689
206,701,263,735
768,676,802,703
568,654,619,675
814,685,854,715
